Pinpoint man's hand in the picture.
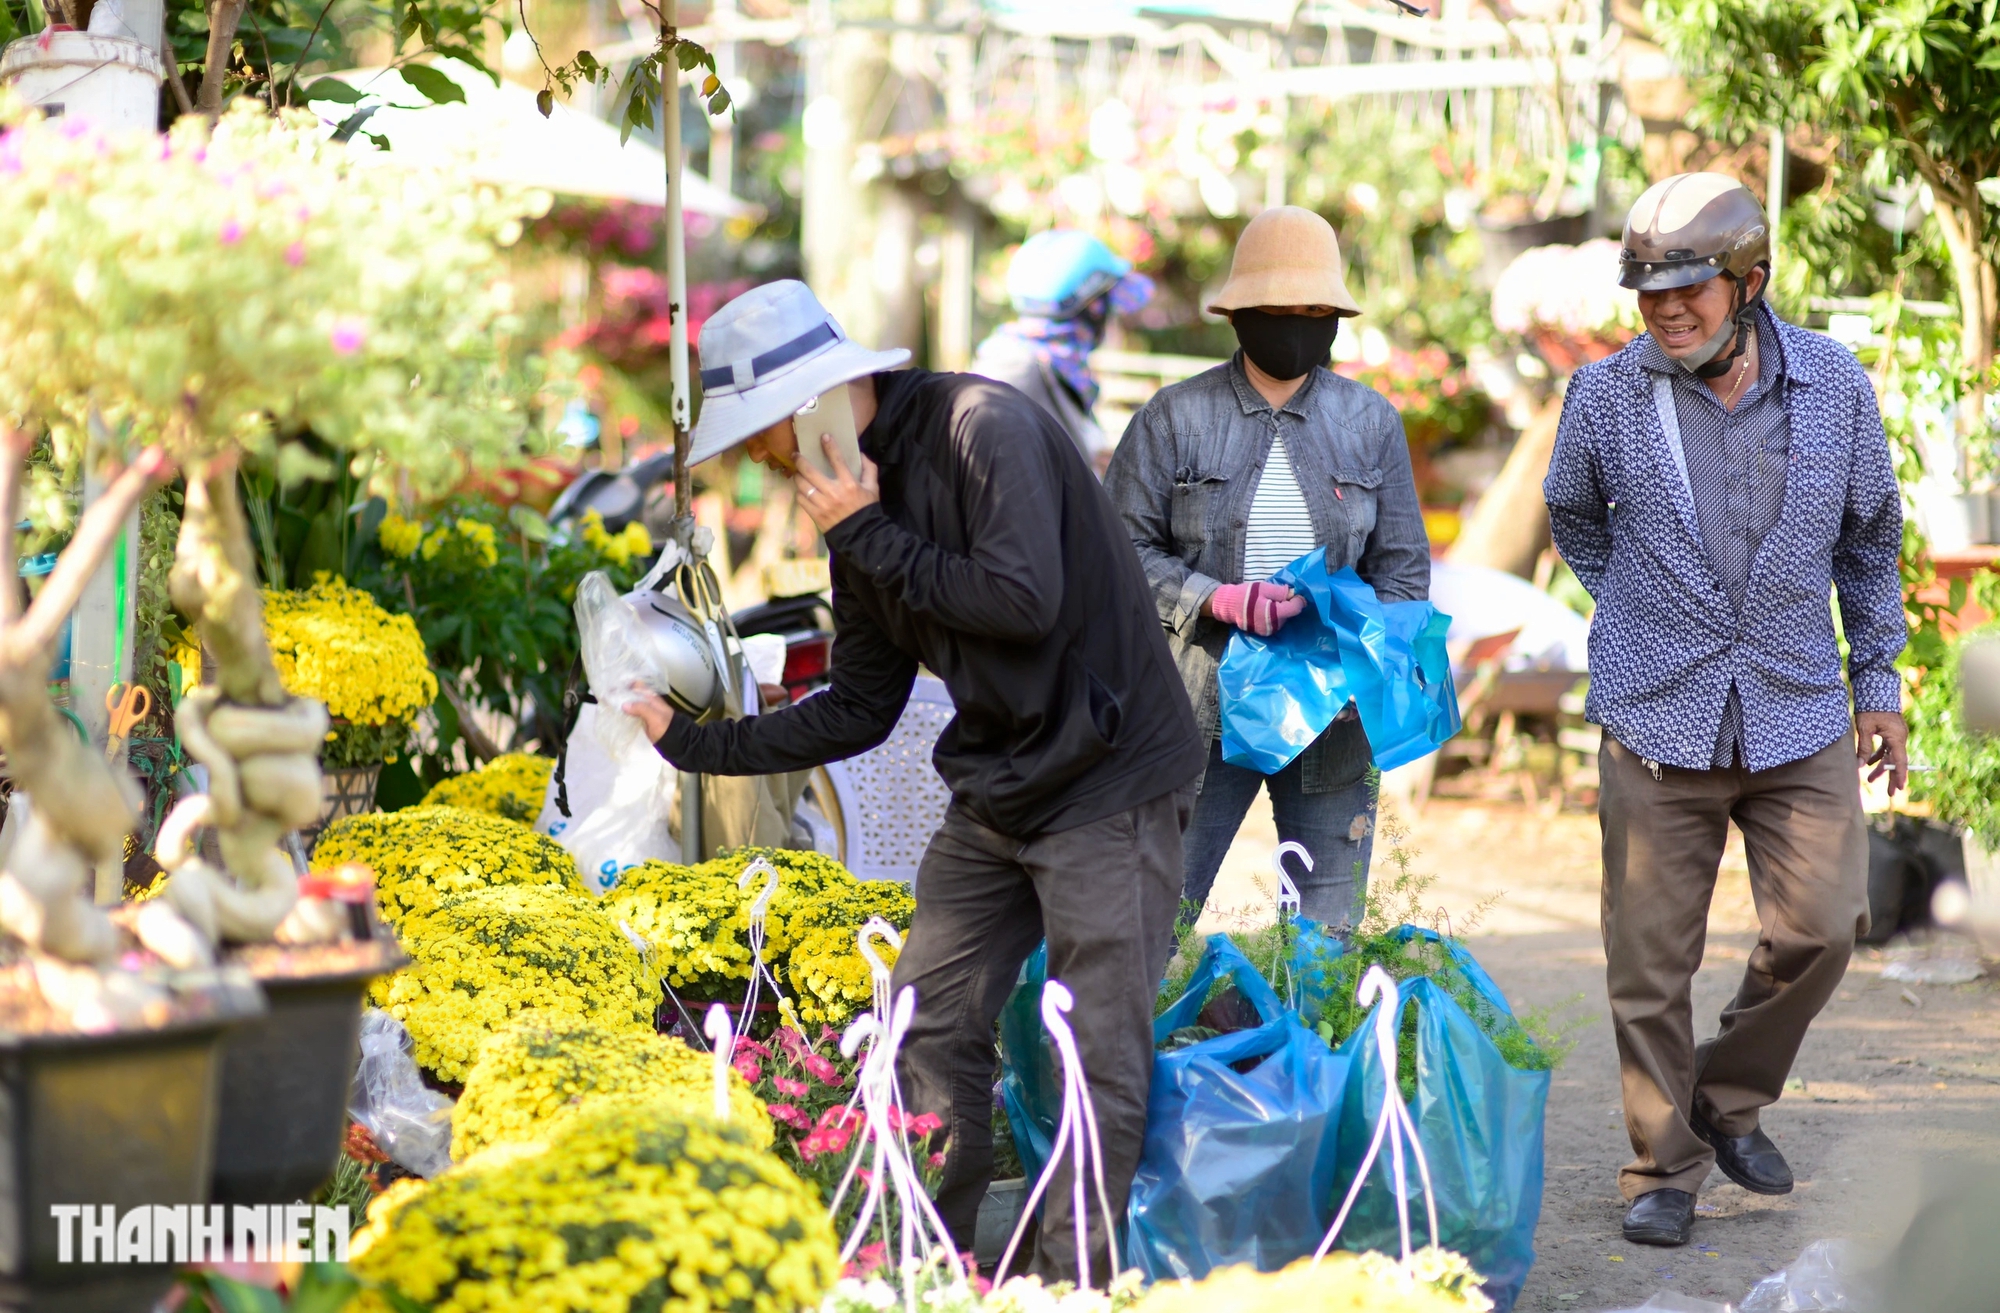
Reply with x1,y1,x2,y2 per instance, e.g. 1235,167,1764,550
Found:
793,435,880,533
1857,710,1909,795
622,682,675,742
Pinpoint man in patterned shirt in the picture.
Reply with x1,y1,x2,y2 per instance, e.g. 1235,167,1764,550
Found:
1543,174,1908,1247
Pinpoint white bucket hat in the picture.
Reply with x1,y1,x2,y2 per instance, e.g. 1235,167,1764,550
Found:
689,280,911,465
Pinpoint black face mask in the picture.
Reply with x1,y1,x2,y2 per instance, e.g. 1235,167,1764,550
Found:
1231,308,1341,381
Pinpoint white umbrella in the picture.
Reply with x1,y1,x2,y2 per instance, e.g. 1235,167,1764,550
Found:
322,63,758,218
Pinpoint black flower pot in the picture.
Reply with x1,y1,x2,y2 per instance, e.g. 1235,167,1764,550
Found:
0,1003,261,1312
210,943,406,1206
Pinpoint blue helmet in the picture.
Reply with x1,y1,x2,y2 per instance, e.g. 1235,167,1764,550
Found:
1006,230,1134,321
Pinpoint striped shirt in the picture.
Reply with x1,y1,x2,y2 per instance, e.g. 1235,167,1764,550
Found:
1639,314,1790,768
1242,436,1318,580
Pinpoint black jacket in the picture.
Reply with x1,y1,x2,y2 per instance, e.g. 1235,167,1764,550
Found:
654,368,1204,837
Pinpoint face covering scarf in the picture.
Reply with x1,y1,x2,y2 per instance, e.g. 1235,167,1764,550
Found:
1231,308,1342,381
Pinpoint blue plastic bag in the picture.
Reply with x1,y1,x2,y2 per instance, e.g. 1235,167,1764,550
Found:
1218,550,1459,776
1125,936,1351,1280
1308,932,1550,1313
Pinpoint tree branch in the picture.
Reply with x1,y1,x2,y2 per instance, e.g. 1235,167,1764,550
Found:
197,0,251,119
0,428,29,629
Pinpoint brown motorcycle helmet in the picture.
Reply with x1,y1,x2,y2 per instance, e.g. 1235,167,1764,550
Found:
1620,173,1771,377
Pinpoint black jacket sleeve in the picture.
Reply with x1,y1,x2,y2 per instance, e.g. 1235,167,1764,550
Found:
653,565,919,775
822,394,1066,643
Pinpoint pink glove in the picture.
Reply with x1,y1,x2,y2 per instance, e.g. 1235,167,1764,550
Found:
1207,582,1307,636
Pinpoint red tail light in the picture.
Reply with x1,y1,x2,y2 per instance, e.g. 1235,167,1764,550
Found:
782,633,832,697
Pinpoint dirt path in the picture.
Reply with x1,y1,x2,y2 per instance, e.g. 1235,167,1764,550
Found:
1203,796,2000,1312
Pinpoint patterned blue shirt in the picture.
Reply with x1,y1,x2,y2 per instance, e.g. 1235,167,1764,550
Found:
1544,306,1906,773
1641,314,1790,766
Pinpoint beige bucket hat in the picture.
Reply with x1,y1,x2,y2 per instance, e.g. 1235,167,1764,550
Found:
1207,206,1362,317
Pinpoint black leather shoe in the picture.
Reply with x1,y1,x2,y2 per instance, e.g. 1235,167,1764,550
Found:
1622,1188,1695,1246
1692,1114,1795,1195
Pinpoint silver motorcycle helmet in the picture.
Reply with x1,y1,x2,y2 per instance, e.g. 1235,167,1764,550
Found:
626,587,726,720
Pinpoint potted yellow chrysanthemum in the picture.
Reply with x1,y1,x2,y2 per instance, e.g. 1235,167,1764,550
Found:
262,575,438,842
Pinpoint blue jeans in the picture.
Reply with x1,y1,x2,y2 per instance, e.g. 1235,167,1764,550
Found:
1181,737,1376,930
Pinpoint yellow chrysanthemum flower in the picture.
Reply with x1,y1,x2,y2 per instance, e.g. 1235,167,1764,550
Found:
352,1102,838,1313
420,752,554,823
605,847,913,1026
368,883,653,1082
452,1012,770,1159
314,804,584,930
262,576,436,727
377,512,423,560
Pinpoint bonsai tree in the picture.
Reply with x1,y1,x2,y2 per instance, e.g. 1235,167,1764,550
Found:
0,103,548,960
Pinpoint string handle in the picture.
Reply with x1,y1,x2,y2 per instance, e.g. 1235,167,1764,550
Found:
736,857,786,1038
832,987,965,1290
1313,966,1438,1265
994,980,1120,1290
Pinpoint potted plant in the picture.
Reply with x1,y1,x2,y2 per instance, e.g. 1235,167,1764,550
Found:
262,575,437,846
0,101,550,1226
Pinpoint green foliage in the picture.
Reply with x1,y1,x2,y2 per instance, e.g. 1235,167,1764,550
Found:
177,1263,361,1313
353,500,647,781
155,0,504,121
525,25,730,145
1648,0,2000,364
1909,621,2000,847
134,486,185,708
0,104,549,493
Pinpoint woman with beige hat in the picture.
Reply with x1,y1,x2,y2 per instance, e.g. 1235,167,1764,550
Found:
1104,205,1430,932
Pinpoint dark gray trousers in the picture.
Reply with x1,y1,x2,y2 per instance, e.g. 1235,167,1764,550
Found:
890,786,1190,1281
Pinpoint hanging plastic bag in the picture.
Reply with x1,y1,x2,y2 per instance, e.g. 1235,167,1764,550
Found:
558,572,680,890
1218,549,1459,776
1125,936,1351,1280
997,942,1062,1185
348,1010,454,1178
1319,951,1549,1313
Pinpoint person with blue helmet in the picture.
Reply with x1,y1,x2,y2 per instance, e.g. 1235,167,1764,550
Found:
971,229,1153,472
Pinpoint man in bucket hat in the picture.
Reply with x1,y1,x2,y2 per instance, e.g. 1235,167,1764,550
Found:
622,279,1205,1279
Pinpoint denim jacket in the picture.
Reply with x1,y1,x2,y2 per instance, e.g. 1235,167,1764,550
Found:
1103,353,1431,788
1543,310,1905,772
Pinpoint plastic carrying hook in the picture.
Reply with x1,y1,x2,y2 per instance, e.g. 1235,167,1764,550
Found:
856,916,904,1025
1313,965,1438,1265
735,856,785,1039
704,1003,735,1122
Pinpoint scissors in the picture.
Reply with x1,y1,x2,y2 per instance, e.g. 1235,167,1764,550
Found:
105,681,152,762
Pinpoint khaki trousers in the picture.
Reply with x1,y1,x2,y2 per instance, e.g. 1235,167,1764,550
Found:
1599,733,1869,1199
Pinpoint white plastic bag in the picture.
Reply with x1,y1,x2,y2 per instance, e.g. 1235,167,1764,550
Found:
348,1010,454,1178
557,572,681,891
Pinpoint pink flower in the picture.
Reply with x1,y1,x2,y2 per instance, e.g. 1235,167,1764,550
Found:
735,1037,773,1061
768,1103,810,1129
284,241,305,267
773,1076,809,1098
219,219,244,245
804,1053,841,1086
329,319,366,356
732,1056,762,1084
928,1151,947,1170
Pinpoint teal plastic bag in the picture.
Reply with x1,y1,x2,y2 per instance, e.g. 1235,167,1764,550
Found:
1218,550,1459,775
1313,937,1549,1313
997,942,1060,1185
1125,936,1351,1279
